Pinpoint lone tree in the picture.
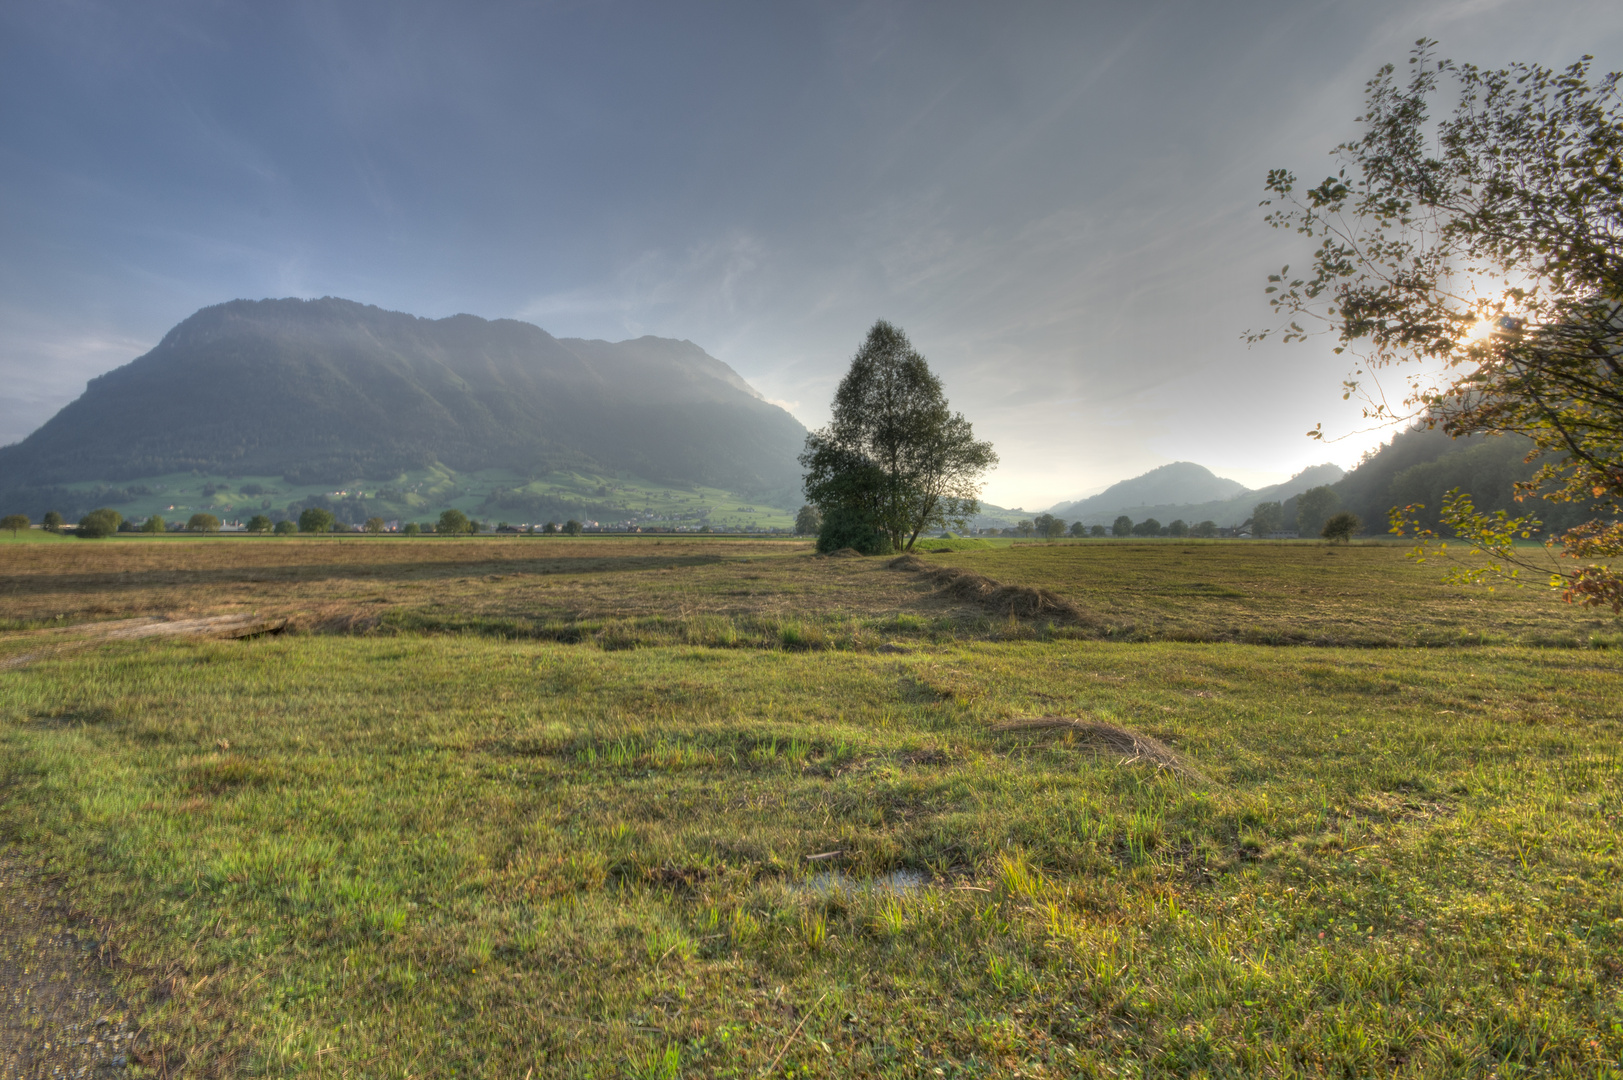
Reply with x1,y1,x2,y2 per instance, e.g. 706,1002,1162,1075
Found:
364,517,386,534
1034,513,1066,539
1322,511,1362,543
273,519,297,535
187,513,221,533
1250,501,1284,537
42,511,62,532
437,509,471,536
245,515,271,533
1257,42,1623,610
1112,515,1133,537
77,508,122,539
142,515,166,534
299,508,336,534
1,514,29,537
563,519,583,536
801,321,996,553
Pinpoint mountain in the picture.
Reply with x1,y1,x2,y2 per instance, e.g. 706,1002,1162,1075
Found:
1327,425,1603,537
1050,461,1345,528
1049,462,1247,520
0,298,809,510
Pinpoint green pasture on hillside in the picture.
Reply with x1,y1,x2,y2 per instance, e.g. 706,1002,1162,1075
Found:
0,539,1620,1077
37,464,798,531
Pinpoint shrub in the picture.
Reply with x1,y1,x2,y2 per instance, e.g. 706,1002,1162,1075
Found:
1321,512,1361,543
76,508,122,538
815,505,891,555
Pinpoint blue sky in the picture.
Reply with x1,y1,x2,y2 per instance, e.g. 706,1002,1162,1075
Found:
3,0,1621,508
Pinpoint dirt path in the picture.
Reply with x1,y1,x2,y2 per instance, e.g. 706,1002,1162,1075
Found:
0,858,143,1078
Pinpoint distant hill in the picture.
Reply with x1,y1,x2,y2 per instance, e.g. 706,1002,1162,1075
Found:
1325,425,1603,537
1050,461,1345,528
1049,462,1247,521
0,298,809,515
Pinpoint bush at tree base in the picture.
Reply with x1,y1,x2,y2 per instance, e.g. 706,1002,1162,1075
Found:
816,505,893,555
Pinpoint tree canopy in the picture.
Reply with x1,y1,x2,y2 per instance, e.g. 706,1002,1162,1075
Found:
77,508,122,539
1257,42,1623,609
800,321,996,553
437,509,471,536
1250,502,1284,537
187,513,221,533
299,508,336,534
1322,511,1362,543
1,514,28,536
1294,485,1339,537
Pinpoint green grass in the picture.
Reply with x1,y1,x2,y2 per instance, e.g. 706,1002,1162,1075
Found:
2,541,1622,1076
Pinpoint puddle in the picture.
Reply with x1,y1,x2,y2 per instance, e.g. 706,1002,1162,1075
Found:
795,868,929,895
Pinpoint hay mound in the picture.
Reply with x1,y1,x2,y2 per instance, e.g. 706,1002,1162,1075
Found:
828,547,865,558
888,556,1095,623
993,717,1199,777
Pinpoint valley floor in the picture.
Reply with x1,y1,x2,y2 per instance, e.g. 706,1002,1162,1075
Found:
0,539,1619,1077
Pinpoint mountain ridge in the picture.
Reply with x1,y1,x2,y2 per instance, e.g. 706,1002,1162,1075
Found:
1048,461,1346,528
0,297,808,507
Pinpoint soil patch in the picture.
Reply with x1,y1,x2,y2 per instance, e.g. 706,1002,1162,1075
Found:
0,857,144,1078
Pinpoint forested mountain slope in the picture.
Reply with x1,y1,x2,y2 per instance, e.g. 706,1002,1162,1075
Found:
0,298,807,507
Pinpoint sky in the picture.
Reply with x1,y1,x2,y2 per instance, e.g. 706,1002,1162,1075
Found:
3,0,1621,510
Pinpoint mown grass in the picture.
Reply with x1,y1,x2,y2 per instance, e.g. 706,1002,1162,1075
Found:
1,540,1621,1076
3,536,1619,650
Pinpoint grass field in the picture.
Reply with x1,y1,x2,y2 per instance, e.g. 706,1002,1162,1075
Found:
1,538,1620,1077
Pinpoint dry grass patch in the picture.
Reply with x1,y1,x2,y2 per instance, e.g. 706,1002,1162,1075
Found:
888,553,1100,625
992,716,1200,778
